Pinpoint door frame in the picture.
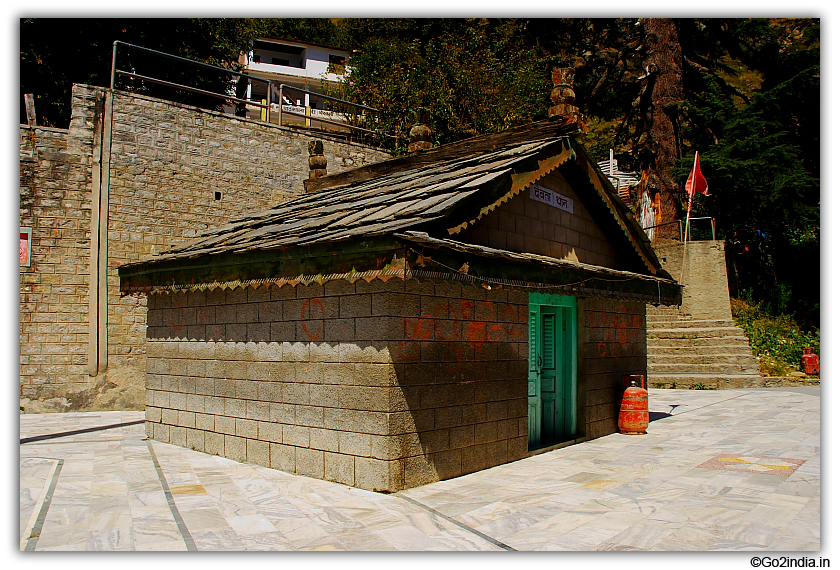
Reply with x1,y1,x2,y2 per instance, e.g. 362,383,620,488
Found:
527,293,578,450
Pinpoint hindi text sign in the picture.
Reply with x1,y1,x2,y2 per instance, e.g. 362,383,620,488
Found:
529,184,574,214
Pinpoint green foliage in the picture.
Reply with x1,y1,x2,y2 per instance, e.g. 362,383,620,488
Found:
673,18,820,327
731,298,820,376
333,18,556,151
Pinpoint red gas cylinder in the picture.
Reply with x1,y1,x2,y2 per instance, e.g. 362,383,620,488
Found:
618,381,649,435
801,349,820,375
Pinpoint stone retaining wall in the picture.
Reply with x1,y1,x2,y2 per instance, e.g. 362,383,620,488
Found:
20,85,391,401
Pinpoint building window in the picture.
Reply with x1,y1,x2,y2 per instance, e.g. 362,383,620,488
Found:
328,54,346,74
252,40,305,69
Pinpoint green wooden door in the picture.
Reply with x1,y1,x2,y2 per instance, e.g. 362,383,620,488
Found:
527,295,577,449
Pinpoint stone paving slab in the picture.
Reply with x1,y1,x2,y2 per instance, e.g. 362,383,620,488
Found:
19,389,819,552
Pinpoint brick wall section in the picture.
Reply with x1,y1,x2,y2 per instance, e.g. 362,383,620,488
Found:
20,125,93,397
582,297,647,438
20,85,391,398
144,278,530,491
144,276,642,491
457,170,621,269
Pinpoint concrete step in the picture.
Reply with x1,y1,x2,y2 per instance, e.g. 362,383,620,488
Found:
648,319,735,329
648,337,752,349
648,362,761,375
647,306,691,317
647,353,758,365
648,346,755,357
646,313,692,320
648,327,748,340
647,373,765,390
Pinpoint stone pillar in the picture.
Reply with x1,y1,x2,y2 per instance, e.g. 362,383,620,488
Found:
408,107,433,153
548,67,584,130
308,140,327,179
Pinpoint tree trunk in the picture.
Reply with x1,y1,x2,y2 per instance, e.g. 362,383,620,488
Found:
640,18,684,243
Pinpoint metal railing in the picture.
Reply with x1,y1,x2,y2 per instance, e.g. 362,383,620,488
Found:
109,41,386,143
641,217,716,242
268,83,385,138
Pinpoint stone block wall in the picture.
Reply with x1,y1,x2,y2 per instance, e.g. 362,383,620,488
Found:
20,85,391,399
20,125,93,397
582,298,647,438
654,240,732,320
144,278,530,491
457,170,621,269
144,276,644,491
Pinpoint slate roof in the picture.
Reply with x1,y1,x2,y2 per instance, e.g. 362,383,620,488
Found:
394,230,677,287
143,137,574,261
121,119,678,301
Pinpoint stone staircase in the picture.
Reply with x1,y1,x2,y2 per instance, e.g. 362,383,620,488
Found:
646,307,763,389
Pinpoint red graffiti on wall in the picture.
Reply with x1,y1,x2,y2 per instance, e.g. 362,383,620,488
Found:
395,302,527,363
301,297,325,341
162,297,186,333
588,303,644,357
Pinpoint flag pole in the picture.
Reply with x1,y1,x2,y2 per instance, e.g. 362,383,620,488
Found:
679,208,691,284
679,151,699,285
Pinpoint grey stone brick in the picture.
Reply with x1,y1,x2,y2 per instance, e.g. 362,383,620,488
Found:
178,411,196,428
295,447,324,479
224,398,246,418
324,452,354,486
309,428,340,453
283,424,310,447
258,421,283,444
246,438,270,468
338,431,371,457
215,415,236,435
145,406,162,423
224,435,246,463
195,413,215,432
161,408,178,425
169,426,187,447
270,443,295,472
323,407,354,432
235,418,259,439
186,428,204,452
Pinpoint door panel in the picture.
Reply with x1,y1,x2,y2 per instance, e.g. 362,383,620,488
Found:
527,309,540,447
540,308,559,440
527,295,577,450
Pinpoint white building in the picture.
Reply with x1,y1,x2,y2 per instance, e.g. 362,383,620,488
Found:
236,37,353,130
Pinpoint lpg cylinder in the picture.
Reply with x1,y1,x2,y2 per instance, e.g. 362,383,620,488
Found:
618,381,649,435
801,349,820,375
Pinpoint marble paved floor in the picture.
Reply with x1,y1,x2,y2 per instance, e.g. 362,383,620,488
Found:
19,388,819,551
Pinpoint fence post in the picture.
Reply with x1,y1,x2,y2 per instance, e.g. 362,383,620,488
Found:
278,85,283,126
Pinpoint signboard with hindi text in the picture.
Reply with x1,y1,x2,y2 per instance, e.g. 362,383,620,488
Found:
529,184,574,214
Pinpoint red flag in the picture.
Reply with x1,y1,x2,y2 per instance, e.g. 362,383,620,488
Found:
685,151,708,214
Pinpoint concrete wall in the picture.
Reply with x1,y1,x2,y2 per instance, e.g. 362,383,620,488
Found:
654,240,732,320
457,171,621,269
143,277,646,491
19,84,391,401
